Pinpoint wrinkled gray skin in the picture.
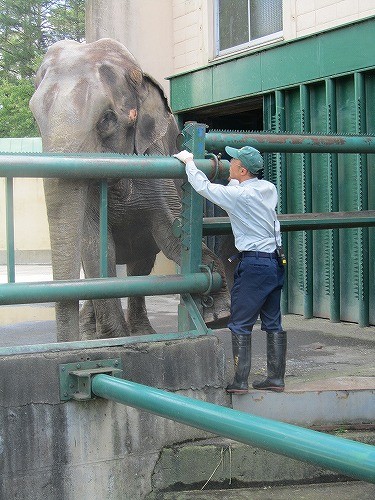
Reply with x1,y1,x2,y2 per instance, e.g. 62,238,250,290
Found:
29,38,230,342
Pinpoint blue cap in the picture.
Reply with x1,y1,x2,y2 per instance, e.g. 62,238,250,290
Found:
225,146,264,174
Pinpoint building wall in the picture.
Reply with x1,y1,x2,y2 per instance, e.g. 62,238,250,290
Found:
172,1,375,73
86,0,174,96
0,138,51,264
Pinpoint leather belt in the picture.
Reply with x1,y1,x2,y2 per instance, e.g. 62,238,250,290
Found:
240,251,277,259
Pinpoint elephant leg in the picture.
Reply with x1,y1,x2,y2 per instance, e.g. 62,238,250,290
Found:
126,256,157,335
81,216,130,338
79,300,97,340
44,179,89,342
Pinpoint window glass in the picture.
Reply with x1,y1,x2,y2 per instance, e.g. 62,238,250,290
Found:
250,0,283,39
219,0,249,51
216,0,283,55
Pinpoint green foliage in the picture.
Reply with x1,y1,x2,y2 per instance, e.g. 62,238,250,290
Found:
0,78,39,137
0,0,85,137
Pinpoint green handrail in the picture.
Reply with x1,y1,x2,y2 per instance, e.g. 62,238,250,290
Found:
0,272,222,305
205,131,375,153
91,375,375,484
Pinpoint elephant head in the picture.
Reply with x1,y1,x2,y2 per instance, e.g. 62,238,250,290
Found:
30,38,177,155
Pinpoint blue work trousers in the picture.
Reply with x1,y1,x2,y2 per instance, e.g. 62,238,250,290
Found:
228,254,285,335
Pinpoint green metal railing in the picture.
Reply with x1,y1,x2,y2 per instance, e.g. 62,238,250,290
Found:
0,272,221,305
1,127,375,329
205,131,375,153
91,375,375,484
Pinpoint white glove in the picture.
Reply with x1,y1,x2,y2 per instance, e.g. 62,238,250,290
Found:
173,150,194,164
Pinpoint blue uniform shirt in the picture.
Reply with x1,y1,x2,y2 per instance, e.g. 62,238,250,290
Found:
185,160,281,253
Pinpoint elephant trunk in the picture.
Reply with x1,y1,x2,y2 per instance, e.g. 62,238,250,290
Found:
44,178,89,341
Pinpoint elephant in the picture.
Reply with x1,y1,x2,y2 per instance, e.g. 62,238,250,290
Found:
29,38,230,342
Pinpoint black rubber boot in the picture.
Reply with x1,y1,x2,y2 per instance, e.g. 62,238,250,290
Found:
226,333,251,394
252,331,287,392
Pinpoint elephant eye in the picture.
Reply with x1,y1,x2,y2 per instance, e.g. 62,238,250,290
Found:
97,109,118,137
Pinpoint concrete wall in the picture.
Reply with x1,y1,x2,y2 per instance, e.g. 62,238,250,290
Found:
0,138,51,264
85,0,174,96
0,335,230,499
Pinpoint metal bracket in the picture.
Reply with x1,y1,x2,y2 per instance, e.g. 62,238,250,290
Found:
180,293,209,335
59,358,123,401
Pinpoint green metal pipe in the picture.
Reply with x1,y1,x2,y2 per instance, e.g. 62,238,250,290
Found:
91,375,375,483
205,131,375,153
0,272,222,305
99,180,108,277
0,154,229,180
202,212,375,235
5,177,15,283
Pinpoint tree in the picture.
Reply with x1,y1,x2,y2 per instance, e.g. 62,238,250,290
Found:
0,78,38,136
0,0,85,137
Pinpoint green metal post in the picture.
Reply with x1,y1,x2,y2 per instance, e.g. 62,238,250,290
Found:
276,90,288,314
5,177,15,283
91,375,375,484
178,122,207,333
355,71,369,327
326,78,340,323
99,180,108,277
300,84,313,319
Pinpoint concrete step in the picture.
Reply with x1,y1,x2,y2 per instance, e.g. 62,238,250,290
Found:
147,480,375,499
232,377,375,427
148,432,375,495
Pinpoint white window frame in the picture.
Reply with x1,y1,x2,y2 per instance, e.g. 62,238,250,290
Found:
214,0,283,57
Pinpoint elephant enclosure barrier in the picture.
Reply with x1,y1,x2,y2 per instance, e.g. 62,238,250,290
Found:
1,122,375,341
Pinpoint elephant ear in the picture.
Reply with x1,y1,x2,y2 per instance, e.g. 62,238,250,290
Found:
134,72,178,155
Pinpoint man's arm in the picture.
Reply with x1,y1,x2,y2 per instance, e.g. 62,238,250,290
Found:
174,151,238,211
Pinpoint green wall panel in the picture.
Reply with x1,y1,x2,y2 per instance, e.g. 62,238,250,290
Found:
213,53,261,102
261,37,320,92
170,67,213,111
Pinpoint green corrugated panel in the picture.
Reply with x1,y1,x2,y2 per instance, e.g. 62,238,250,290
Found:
0,137,42,152
336,76,361,323
366,73,375,325
310,79,331,319
261,72,375,324
284,88,305,315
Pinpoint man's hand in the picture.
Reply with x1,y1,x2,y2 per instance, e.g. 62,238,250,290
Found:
173,150,194,164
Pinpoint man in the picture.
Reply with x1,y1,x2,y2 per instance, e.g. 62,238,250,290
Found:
174,146,286,394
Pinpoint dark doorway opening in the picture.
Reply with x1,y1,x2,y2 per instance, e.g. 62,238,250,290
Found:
179,96,263,137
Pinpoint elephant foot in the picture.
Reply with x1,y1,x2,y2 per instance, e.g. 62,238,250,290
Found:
201,288,231,330
129,321,157,336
